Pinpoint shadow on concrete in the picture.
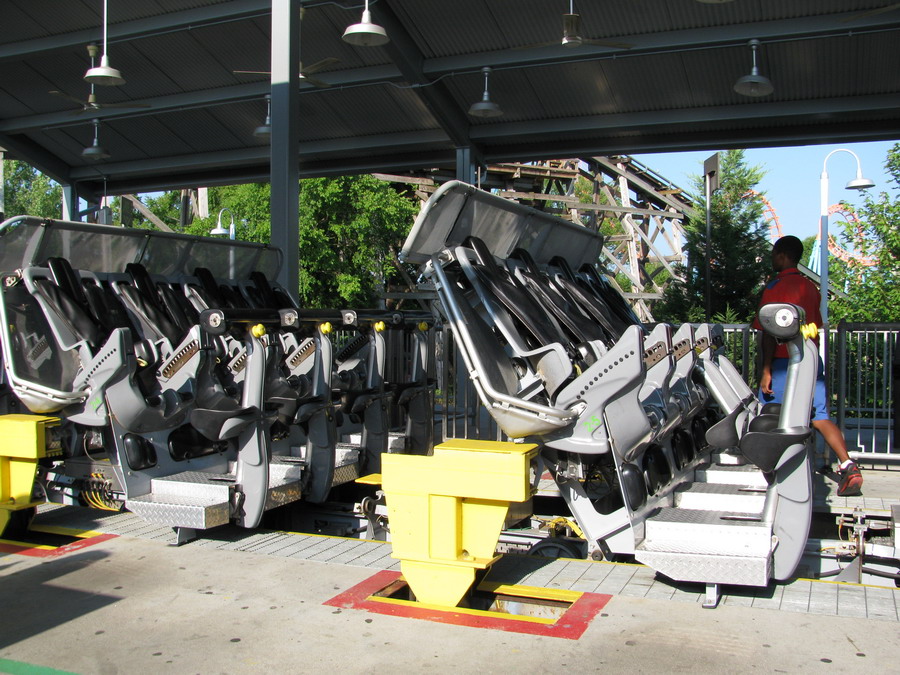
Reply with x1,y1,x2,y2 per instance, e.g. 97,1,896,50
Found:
0,549,119,649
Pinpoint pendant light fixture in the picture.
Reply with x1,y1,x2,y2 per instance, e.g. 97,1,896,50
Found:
82,118,111,160
254,94,272,138
84,0,125,86
562,1,583,47
467,67,503,118
342,0,389,47
733,39,773,97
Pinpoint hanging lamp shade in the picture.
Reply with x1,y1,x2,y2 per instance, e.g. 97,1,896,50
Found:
254,95,272,138
468,67,503,118
733,39,773,97
342,1,389,47
82,119,110,160
84,0,125,86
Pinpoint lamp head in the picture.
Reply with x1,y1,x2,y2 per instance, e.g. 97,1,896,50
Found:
342,9,389,47
468,66,503,118
845,176,875,191
84,54,125,86
734,39,773,97
81,141,111,160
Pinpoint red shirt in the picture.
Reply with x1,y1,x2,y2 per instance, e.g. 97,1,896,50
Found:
752,267,822,358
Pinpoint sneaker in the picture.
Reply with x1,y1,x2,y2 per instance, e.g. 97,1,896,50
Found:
837,462,863,497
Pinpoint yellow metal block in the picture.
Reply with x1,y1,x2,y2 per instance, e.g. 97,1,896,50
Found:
0,414,59,512
0,415,61,459
381,440,539,608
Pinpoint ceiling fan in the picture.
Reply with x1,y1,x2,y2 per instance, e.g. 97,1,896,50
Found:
49,45,149,114
516,0,633,51
234,57,341,88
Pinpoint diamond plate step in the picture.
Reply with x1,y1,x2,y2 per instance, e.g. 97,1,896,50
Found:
644,507,772,551
266,456,304,509
674,482,766,514
127,471,233,530
634,546,771,586
695,463,768,488
710,451,748,466
128,459,306,530
333,443,362,486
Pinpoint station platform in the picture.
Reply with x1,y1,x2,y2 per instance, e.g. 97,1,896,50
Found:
0,469,898,673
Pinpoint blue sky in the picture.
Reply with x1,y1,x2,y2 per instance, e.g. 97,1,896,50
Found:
632,140,898,242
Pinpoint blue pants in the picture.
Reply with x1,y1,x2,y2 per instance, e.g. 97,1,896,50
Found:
758,356,829,422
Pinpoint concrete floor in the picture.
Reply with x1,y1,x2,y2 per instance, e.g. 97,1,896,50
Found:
2,533,899,675
1,467,899,674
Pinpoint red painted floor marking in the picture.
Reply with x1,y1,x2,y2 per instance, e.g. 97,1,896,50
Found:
0,533,118,558
325,570,611,640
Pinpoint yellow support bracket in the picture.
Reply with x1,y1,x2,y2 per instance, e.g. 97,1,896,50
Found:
381,439,539,608
0,415,61,535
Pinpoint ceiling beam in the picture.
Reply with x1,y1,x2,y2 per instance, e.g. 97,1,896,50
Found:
0,0,271,62
0,132,72,184
69,129,450,182
425,10,900,73
0,65,402,134
469,94,900,141
5,10,897,136
370,1,480,158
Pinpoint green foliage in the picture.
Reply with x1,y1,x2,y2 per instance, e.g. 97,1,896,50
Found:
128,176,417,308
296,175,418,308
654,150,771,323
830,143,900,323
2,159,61,219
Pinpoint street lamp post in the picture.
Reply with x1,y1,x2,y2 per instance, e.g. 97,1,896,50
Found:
818,149,875,335
210,208,237,278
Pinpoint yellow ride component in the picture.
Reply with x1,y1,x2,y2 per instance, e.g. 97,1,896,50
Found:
373,320,386,333
417,321,429,332
0,415,61,535
381,439,538,608
251,323,266,338
801,323,819,341
319,322,333,335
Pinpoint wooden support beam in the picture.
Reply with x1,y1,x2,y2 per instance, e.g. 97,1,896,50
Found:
122,194,174,232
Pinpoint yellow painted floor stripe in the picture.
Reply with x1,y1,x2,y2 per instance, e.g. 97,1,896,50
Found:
28,524,102,539
368,595,558,625
478,581,582,604
0,538,55,550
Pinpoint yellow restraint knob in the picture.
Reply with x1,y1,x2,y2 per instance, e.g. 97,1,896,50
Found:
800,323,818,341
320,322,333,335
373,320,386,333
251,324,266,338
418,321,429,332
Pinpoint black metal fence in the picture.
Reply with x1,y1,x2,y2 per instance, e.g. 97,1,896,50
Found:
432,321,899,464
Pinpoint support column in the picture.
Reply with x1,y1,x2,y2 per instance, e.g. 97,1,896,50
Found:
270,0,301,304
61,184,79,221
455,147,476,186
0,149,5,222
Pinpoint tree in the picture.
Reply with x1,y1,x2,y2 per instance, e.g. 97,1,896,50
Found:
654,150,771,323
126,176,418,308
296,175,418,308
830,143,900,322
2,159,61,220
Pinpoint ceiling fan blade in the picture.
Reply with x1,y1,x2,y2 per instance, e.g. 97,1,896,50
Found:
299,74,331,88
840,2,900,22
49,90,88,105
234,69,271,76
300,57,340,76
512,40,564,51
